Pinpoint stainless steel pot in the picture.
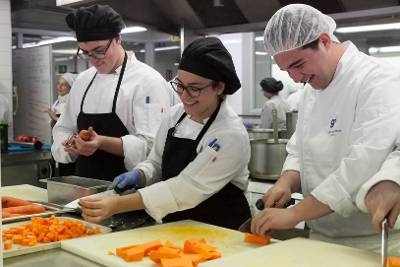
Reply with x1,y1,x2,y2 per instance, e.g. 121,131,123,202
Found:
248,139,288,180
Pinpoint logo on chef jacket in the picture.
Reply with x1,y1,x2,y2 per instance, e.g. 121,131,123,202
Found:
328,117,341,136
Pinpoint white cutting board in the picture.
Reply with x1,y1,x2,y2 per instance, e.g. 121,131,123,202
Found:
61,220,270,267
201,237,380,267
0,184,47,202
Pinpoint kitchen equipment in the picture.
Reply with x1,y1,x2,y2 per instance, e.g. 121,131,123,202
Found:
247,128,286,140
3,217,111,259
285,111,298,139
63,189,118,210
202,237,380,267
61,220,267,267
248,138,288,180
238,198,295,233
382,218,388,267
40,176,111,205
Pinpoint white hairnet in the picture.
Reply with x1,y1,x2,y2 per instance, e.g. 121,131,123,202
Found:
264,4,339,55
61,72,77,87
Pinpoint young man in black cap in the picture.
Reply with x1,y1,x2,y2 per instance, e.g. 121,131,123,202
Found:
52,5,175,181
259,77,290,129
79,37,252,230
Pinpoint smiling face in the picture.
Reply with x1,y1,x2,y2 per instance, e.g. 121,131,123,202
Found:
78,38,122,74
273,33,336,90
175,70,224,123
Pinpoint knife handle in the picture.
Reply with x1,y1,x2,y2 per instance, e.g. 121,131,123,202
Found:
255,198,296,210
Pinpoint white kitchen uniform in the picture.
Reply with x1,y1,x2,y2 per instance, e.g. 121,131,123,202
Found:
52,52,174,170
136,100,250,222
286,89,304,111
51,94,68,116
282,42,400,251
260,95,290,129
0,94,10,122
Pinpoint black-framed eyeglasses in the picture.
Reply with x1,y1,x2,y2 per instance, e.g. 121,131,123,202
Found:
76,39,113,60
170,78,213,97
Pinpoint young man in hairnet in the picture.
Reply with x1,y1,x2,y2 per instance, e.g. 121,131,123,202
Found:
52,5,176,181
252,4,400,254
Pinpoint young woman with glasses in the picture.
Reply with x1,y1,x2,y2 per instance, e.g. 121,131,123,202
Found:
79,37,252,230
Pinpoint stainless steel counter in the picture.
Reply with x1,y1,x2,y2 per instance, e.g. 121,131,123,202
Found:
4,248,104,267
1,151,52,187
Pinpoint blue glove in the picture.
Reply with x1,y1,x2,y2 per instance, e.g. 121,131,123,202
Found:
110,169,142,193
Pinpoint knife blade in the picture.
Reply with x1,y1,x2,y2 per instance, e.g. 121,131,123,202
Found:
382,218,388,267
63,189,119,210
238,198,296,233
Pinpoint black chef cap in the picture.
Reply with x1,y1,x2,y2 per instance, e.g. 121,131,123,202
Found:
178,37,241,95
66,4,125,42
260,78,283,93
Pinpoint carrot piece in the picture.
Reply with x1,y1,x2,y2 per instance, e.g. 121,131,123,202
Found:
149,246,181,263
389,256,400,267
2,196,33,208
120,246,145,262
3,242,12,250
107,250,115,256
161,257,194,267
3,204,46,215
244,233,271,245
181,253,207,266
140,240,162,255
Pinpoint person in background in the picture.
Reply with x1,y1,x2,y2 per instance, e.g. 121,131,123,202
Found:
46,73,77,128
251,4,400,255
79,37,251,230
259,77,290,129
52,4,174,181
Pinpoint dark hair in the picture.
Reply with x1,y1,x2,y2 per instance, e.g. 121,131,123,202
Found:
301,38,319,50
260,78,283,94
211,80,226,101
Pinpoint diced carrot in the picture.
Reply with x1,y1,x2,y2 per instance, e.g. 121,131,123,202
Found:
161,257,194,267
3,242,12,250
120,246,145,262
244,233,271,245
140,240,162,255
149,246,181,263
389,256,400,267
107,251,114,256
181,253,207,266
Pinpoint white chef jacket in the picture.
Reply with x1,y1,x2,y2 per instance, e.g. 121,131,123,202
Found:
52,52,174,170
137,100,250,222
356,147,400,217
260,95,290,129
51,94,68,116
282,42,400,238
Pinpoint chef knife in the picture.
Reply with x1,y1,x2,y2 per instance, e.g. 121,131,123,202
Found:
382,218,388,267
238,198,295,233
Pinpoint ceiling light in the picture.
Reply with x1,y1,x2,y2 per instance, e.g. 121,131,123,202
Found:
369,45,400,54
139,45,179,52
336,22,400,33
121,26,147,34
255,36,264,42
22,36,76,48
255,51,267,55
52,49,77,54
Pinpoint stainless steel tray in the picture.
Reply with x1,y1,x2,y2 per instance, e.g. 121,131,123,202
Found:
3,217,112,258
2,201,71,224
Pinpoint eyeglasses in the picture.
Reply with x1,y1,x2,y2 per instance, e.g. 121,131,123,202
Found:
76,39,113,60
170,78,213,97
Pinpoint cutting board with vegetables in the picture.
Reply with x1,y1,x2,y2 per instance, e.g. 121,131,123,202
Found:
202,237,380,267
61,220,268,267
